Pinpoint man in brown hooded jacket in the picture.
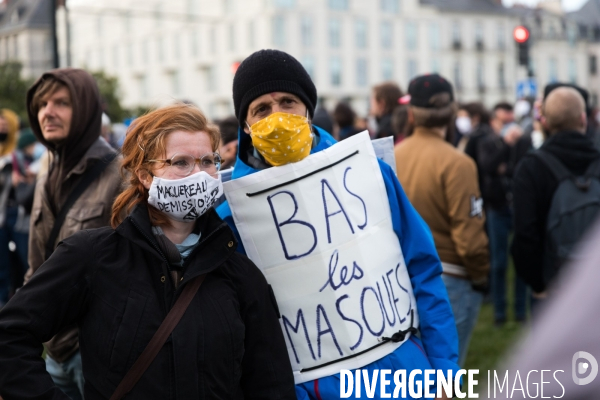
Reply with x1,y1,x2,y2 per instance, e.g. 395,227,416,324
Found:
25,68,122,399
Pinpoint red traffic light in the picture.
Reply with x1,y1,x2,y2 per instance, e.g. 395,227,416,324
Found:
514,26,530,43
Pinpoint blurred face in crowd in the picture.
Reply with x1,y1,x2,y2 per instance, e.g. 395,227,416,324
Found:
491,108,514,135
219,139,237,170
243,92,308,133
496,108,514,125
37,86,73,143
369,94,384,118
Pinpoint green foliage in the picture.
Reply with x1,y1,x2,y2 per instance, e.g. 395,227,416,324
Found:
91,70,128,122
0,62,33,124
128,104,154,118
464,262,526,395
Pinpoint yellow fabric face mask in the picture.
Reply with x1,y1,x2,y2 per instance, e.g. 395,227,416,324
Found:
247,112,313,166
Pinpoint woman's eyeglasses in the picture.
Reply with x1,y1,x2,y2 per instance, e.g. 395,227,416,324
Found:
147,153,222,177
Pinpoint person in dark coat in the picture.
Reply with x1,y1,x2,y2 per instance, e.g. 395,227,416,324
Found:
0,104,296,399
477,103,529,326
512,86,600,298
332,101,362,140
370,82,403,140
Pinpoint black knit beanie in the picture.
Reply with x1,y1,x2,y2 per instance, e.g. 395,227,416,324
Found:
233,49,317,125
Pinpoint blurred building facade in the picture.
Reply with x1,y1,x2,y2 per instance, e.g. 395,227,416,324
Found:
59,0,599,119
0,0,53,79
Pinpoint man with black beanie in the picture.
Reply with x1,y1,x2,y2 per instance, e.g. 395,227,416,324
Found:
217,51,459,399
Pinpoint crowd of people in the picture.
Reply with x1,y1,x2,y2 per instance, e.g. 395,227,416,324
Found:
0,48,599,399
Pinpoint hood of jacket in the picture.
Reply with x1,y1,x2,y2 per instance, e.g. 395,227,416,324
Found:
232,124,337,180
26,68,103,175
542,130,600,175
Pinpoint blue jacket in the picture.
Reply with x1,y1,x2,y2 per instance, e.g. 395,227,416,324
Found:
217,126,459,399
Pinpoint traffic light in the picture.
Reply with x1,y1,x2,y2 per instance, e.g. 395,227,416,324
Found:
514,26,530,67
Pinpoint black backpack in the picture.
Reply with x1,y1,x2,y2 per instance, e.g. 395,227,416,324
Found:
533,151,600,287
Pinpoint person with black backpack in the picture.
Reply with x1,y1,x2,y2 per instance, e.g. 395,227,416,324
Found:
512,86,600,302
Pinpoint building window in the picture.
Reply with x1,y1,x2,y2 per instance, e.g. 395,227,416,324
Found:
429,23,439,50
569,58,577,83
224,0,235,12
272,16,286,47
141,75,149,99
330,56,342,86
430,59,440,73
124,13,131,34
155,4,163,28
157,37,164,62
248,21,255,49
98,48,104,69
187,0,199,16
498,62,505,89
174,35,181,59
274,0,296,7
454,61,461,89
407,59,418,80
382,58,394,80
206,66,217,92
191,29,200,57
590,55,598,75
405,22,417,51
475,22,484,50
210,28,216,54
381,0,399,13
329,18,342,48
452,21,461,49
113,45,119,68
302,55,316,81
356,57,368,87
355,19,367,48
548,23,557,40
126,43,133,66
301,16,313,47
548,58,558,82
381,21,393,49
229,24,235,51
142,41,149,64
497,22,505,50
171,70,181,95
328,0,348,10
477,60,485,89
567,26,577,48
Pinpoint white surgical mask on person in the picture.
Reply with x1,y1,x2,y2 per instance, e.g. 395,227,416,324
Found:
147,171,223,222
456,116,472,135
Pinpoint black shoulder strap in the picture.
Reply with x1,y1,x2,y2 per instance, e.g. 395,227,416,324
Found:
584,157,600,178
531,151,572,183
45,152,118,260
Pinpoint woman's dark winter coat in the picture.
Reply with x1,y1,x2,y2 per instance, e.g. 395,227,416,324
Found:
0,204,296,399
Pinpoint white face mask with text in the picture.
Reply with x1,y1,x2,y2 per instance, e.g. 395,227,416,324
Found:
147,171,223,222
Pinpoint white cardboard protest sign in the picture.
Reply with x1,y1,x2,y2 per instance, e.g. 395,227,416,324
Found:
371,136,397,173
224,132,418,384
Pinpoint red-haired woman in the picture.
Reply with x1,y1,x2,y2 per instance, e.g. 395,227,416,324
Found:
0,104,296,399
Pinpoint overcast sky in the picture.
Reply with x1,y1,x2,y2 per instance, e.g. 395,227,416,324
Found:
502,0,588,11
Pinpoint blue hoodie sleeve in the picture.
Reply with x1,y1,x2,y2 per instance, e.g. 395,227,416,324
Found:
377,159,460,374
